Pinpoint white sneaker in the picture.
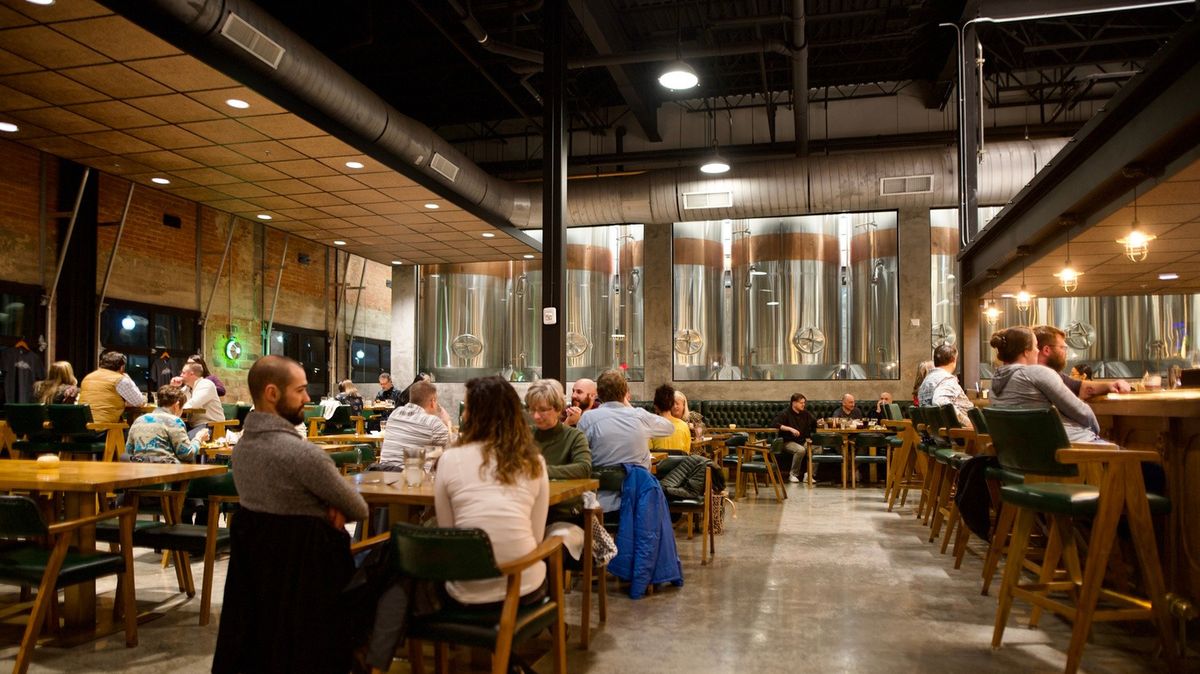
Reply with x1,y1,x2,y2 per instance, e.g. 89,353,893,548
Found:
787,474,800,483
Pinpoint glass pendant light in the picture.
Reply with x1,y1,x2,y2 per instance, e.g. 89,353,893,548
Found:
1015,247,1032,312
1116,183,1155,262
1055,228,1081,293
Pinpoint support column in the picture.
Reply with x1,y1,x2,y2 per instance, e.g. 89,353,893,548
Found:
540,0,567,383
53,160,98,371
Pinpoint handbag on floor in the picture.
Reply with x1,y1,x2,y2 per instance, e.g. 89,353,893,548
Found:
711,491,734,535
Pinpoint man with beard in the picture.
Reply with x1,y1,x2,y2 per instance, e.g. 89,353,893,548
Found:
1033,325,1130,400
563,377,598,426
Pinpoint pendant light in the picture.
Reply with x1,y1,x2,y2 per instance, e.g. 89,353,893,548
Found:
699,101,730,174
1015,246,1032,312
658,5,698,90
1055,227,1082,293
1116,183,1154,261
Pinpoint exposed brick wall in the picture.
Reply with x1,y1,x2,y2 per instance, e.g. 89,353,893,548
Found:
267,230,329,333
0,139,56,287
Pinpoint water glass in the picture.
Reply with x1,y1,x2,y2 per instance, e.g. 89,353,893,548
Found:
403,447,426,487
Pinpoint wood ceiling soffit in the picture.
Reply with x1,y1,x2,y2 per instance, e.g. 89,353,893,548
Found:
52,15,179,61
178,119,268,144
213,182,274,199
243,114,326,140
126,94,223,123
124,124,212,150
178,147,259,169
61,63,172,99
65,100,163,129
10,105,102,133
127,55,239,92
292,192,349,208
0,25,106,68
0,70,105,104
0,46,37,74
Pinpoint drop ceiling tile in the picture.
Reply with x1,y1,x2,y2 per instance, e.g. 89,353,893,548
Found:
432,211,481,224
128,55,238,92
317,155,377,172
225,140,306,163
213,183,273,199
24,134,107,158
88,155,152,175
165,186,228,201
2,0,110,22
124,150,201,171
59,62,171,99
306,217,352,229
0,70,106,104
216,162,290,182
52,14,179,60
169,167,241,186
363,202,414,215
0,117,48,137
174,145,256,167
257,178,321,195
344,215,394,227
125,125,212,149
241,114,327,141
178,119,268,144
126,93,221,123
246,195,304,210
0,82,43,110
8,106,104,134
274,207,330,219
379,186,434,201
302,175,362,192
65,100,162,129
187,88,286,117
267,158,337,179
0,25,107,69
331,188,390,204
205,198,258,213
386,213,437,226
0,6,33,29
291,192,348,207
0,47,37,75
72,129,159,154
318,204,372,218
369,225,412,235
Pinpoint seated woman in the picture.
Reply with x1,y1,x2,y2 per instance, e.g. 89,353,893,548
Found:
526,379,591,525
649,384,691,453
125,384,207,463
367,376,549,671
988,326,1104,444
334,379,364,416
35,360,79,405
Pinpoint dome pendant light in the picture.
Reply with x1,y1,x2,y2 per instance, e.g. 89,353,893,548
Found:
699,101,730,174
658,61,698,90
1116,183,1155,262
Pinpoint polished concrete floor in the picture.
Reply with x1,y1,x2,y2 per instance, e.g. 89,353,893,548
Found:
0,484,1173,673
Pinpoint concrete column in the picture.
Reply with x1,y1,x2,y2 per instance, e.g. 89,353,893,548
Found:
391,265,418,387
896,205,933,402
634,221,675,400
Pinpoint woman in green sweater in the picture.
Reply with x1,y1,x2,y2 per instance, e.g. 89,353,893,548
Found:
525,379,593,520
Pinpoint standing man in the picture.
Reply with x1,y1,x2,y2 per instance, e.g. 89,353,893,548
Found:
379,380,453,470
180,362,224,440
215,355,369,674
774,393,816,483
563,377,598,427
1033,325,1130,400
78,350,145,424
577,370,674,512
375,372,403,406
918,344,974,427
832,393,863,420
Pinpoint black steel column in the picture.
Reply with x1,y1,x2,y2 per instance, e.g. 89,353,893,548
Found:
55,160,99,372
957,23,982,387
541,1,567,383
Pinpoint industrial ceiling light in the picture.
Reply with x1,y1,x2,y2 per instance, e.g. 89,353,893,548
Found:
1015,247,1032,312
391,260,403,265
522,254,535,259
481,232,496,238
1116,184,1155,262
1055,226,1082,293
699,148,730,174
983,300,1002,326
658,61,698,90
424,203,440,210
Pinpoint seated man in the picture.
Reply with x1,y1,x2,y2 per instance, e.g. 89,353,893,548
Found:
180,362,224,440
831,393,863,420
214,355,369,674
774,393,816,483
1034,325,1130,400
374,372,403,406
78,350,145,424
563,377,598,427
379,380,452,471
125,384,206,463
867,391,893,421
576,370,674,512
918,344,974,428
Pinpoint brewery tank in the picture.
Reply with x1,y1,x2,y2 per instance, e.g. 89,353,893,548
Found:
507,259,542,381
930,211,959,351
731,215,840,379
564,227,614,380
616,225,644,380
419,262,510,381
848,212,899,379
672,222,725,380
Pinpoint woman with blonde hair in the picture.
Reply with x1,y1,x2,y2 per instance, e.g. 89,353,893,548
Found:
912,359,934,405
35,360,78,405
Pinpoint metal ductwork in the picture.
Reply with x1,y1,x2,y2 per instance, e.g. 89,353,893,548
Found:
102,0,1067,235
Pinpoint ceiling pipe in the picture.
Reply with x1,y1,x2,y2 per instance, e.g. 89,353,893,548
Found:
792,0,808,157
510,40,793,73
446,0,545,64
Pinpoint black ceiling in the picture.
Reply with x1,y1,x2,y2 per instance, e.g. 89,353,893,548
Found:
248,0,1193,140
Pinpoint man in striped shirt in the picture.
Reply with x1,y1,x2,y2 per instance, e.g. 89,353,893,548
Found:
378,380,453,470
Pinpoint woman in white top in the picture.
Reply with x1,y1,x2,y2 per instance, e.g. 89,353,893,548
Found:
434,375,550,605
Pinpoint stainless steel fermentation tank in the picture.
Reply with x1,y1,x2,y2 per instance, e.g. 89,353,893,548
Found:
564,228,615,380
930,214,959,351
730,216,841,380
616,226,644,379
419,262,512,381
672,222,725,379
848,214,899,378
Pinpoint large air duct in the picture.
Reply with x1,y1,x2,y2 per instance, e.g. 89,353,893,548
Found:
102,0,1067,233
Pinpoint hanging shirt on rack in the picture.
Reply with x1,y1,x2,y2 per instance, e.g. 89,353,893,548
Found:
1,347,44,404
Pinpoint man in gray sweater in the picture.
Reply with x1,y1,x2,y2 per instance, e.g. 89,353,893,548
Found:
233,355,368,526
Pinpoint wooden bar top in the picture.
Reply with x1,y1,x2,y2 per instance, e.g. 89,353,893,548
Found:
1088,389,1200,418
349,474,597,506
0,460,226,492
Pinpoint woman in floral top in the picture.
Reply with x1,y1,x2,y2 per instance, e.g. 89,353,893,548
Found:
125,385,208,463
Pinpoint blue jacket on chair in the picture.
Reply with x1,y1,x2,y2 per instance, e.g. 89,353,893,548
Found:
609,464,684,599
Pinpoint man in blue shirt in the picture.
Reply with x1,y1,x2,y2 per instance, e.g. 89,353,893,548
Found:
576,370,675,512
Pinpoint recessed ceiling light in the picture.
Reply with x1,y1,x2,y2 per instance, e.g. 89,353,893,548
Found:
225,98,250,109
424,203,440,210
766,301,780,306
150,177,170,185
481,232,496,238
333,240,346,246
256,213,272,220
25,0,55,5
523,254,535,259
391,260,403,265
345,161,364,169
0,122,18,133
1159,272,1180,281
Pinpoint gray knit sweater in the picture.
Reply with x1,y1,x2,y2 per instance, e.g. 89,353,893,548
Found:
232,411,369,521
990,363,1102,443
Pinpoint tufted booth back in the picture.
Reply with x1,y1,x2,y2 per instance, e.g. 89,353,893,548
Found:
693,399,912,428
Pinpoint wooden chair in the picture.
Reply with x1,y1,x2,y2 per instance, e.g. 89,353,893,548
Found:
368,522,566,674
0,496,138,674
735,441,786,500
883,409,922,511
209,404,242,441
3,404,56,459
926,404,973,544
983,408,1180,674
657,455,717,565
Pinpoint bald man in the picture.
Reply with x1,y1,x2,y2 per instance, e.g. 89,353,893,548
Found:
563,377,598,427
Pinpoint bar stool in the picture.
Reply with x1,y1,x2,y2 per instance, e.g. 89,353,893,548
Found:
983,407,1179,674
807,431,847,488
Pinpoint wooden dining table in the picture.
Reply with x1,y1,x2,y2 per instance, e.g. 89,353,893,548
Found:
311,433,384,445
0,460,227,638
817,425,895,486
200,442,359,461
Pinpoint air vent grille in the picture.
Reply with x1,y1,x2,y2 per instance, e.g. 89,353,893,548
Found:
879,175,933,196
681,191,733,209
430,153,460,182
220,13,285,69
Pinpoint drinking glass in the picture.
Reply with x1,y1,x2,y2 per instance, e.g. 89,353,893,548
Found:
403,447,426,487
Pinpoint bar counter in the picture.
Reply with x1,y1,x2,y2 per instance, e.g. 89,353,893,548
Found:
1089,389,1200,604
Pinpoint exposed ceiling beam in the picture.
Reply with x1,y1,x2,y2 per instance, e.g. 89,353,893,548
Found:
568,0,662,142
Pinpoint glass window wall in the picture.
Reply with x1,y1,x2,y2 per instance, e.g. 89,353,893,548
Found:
928,207,1005,353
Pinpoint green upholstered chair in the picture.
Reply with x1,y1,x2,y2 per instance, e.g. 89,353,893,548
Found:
320,404,353,435
0,496,138,674
46,404,106,460
721,432,749,477
850,432,890,488
329,444,375,475
807,431,847,488
382,522,566,674
4,403,55,458
926,404,973,542
656,455,717,564
734,439,786,501
982,407,1179,673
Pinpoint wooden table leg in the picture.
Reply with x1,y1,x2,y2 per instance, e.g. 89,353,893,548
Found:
580,508,595,649
62,492,97,628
